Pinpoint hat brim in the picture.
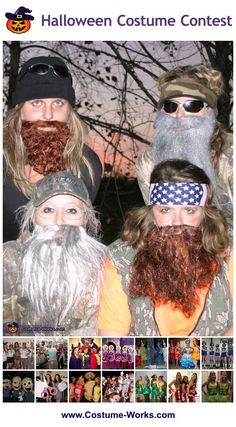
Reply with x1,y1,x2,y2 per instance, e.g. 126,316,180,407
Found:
84,372,96,380
5,13,34,20
34,190,89,207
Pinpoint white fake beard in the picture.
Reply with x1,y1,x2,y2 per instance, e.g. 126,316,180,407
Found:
21,225,105,326
152,108,217,188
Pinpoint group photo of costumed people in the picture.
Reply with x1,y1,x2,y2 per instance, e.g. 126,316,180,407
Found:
69,337,101,370
135,371,167,403
202,370,233,402
36,338,67,369
3,371,34,402
36,370,68,402
168,371,200,403
69,371,101,403
3,339,34,369
135,338,167,369
3,42,233,340
169,338,200,369
102,337,134,370
102,371,134,403
201,338,233,369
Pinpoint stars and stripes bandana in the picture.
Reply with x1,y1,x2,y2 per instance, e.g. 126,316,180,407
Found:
149,182,208,206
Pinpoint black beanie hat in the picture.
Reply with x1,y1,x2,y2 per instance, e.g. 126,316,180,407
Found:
11,56,76,107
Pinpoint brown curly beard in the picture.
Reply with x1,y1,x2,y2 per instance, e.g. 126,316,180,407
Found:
21,120,71,175
129,225,220,317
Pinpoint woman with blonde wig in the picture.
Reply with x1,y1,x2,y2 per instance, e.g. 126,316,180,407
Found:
4,55,102,241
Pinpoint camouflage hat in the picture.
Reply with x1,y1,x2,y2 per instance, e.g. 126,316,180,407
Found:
159,78,218,108
32,171,90,207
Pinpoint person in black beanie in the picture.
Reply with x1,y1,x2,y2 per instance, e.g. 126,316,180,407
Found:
3,56,102,242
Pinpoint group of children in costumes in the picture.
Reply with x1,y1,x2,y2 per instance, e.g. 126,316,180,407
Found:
135,340,167,368
102,372,134,402
102,344,134,370
3,374,34,402
202,340,233,368
169,339,200,369
136,374,167,402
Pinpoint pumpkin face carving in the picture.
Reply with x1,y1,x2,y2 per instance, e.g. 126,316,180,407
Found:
6,19,31,34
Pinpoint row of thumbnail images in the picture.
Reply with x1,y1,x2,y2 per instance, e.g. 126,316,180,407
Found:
3,337,234,371
3,370,233,403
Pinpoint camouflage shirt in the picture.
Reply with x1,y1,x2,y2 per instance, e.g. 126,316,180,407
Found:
108,239,233,336
3,233,100,336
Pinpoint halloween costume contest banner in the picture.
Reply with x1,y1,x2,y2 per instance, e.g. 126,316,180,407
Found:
0,0,235,426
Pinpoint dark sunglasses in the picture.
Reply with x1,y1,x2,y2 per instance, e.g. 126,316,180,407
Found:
20,63,71,80
161,99,208,114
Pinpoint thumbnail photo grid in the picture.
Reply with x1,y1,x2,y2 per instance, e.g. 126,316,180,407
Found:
2,336,233,403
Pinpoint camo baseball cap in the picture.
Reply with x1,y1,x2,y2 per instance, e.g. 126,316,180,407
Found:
32,171,90,207
159,78,218,108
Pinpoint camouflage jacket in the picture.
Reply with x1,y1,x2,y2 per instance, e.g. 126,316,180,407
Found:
3,233,100,336
108,239,233,336
136,132,233,231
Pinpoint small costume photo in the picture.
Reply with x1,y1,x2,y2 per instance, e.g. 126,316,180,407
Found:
102,371,134,403
36,370,68,402
102,337,134,370
3,338,34,370
135,370,167,403
69,337,101,370
136,338,167,369
169,338,200,369
168,370,199,403
201,338,233,369
69,371,101,403
36,337,68,369
202,370,233,402
3,371,34,402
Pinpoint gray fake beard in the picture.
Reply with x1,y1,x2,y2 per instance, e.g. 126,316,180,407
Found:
152,108,217,188
21,225,105,326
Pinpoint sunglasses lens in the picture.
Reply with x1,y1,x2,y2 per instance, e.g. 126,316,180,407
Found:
53,65,70,77
162,99,206,114
29,63,70,78
162,100,178,113
184,100,205,112
30,63,50,75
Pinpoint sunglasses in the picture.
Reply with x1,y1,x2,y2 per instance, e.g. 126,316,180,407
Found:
20,63,71,80
161,99,208,114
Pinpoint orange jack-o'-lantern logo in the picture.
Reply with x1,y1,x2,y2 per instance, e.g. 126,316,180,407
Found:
7,19,31,34
5,6,34,34
7,322,19,333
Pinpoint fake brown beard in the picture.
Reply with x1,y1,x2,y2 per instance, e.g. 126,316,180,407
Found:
21,120,71,175
129,225,220,317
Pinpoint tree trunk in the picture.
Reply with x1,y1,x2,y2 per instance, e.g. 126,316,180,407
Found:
8,41,21,109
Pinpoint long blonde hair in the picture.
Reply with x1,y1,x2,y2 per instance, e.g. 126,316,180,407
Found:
4,105,93,198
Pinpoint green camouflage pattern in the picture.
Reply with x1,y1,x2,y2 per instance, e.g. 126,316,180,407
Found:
3,233,99,336
160,79,218,108
32,171,90,207
108,239,233,336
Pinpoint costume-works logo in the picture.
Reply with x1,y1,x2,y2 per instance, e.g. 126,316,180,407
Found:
5,6,34,34
7,322,19,333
